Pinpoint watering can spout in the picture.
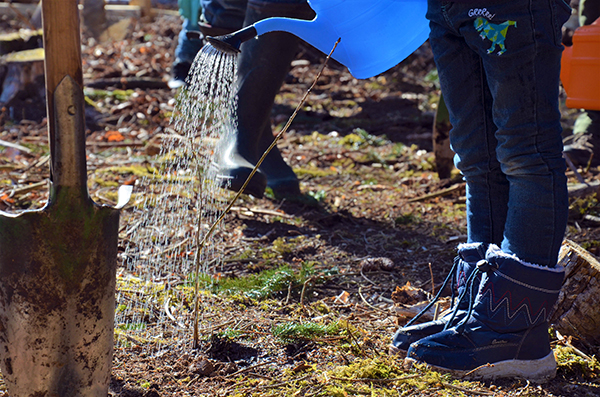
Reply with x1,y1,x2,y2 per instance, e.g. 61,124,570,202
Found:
206,25,258,54
206,17,316,54
206,0,430,79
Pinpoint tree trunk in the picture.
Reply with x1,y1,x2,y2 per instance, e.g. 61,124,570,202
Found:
550,239,600,347
82,0,107,39
129,0,153,18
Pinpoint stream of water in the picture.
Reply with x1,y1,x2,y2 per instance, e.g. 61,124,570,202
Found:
117,44,238,351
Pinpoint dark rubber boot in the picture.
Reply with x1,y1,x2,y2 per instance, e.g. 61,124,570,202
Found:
215,1,314,199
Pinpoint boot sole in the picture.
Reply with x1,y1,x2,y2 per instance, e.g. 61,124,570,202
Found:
268,179,303,200
404,351,556,383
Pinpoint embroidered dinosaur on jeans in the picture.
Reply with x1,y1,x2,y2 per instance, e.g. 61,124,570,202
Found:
474,17,517,55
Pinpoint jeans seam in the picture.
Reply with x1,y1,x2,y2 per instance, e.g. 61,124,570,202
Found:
531,0,560,264
479,57,495,245
549,172,559,263
441,4,459,35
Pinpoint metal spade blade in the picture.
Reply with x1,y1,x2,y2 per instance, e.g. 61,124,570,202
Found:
0,1,131,395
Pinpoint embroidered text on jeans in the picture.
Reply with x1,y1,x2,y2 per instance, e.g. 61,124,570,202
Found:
468,8,495,20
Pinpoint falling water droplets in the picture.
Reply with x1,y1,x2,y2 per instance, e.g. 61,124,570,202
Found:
117,44,238,351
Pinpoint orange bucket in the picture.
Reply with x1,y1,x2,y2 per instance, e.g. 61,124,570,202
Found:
561,18,600,111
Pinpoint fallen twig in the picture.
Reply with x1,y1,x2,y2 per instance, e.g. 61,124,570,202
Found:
568,180,600,198
301,271,364,306
85,77,169,90
8,180,47,196
462,363,494,378
442,382,494,396
331,374,419,383
408,183,465,203
160,237,191,256
225,360,275,379
258,375,311,390
360,269,376,285
285,281,293,305
564,153,587,184
230,206,293,218
556,332,593,361
6,1,37,30
86,141,146,148
345,319,368,357
197,319,237,335
335,385,370,395
185,374,201,388
0,138,33,154
358,286,393,315
300,276,316,306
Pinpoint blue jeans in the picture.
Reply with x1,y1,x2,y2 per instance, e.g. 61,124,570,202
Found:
175,18,204,65
427,0,571,266
200,0,306,30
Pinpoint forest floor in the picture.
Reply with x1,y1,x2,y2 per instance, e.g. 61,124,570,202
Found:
2,3,600,396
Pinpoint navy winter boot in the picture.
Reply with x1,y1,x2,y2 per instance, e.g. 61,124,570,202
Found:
389,243,486,356
406,244,565,381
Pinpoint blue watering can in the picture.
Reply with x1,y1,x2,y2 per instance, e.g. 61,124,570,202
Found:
207,0,430,79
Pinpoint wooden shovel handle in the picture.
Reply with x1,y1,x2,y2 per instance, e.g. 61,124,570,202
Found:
41,0,88,190
42,0,83,114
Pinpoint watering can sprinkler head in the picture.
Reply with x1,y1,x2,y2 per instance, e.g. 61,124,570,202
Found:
206,25,259,54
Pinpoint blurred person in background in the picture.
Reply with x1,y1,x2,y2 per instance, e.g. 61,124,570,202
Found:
175,0,314,200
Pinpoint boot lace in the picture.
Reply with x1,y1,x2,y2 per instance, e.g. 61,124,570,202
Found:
451,259,497,334
403,256,461,328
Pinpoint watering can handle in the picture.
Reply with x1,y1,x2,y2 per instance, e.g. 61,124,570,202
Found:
41,0,88,191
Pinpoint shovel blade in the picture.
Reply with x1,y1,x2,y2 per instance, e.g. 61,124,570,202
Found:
0,197,120,396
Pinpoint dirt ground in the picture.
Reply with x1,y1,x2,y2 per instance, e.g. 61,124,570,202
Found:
2,4,600,397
